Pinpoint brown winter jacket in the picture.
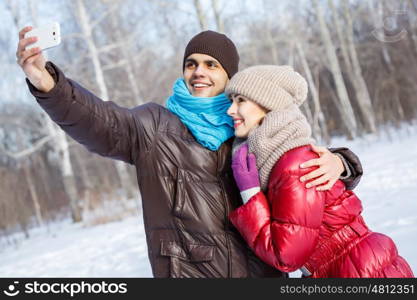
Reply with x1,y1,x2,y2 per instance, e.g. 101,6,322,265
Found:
27,62,363,278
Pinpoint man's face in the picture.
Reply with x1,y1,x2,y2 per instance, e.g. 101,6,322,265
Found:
183,53,229,97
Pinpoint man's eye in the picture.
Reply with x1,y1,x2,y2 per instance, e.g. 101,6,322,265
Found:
185,62,195,68
207,62,217,68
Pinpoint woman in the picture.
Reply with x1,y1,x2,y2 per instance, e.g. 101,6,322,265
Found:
226,65,414,278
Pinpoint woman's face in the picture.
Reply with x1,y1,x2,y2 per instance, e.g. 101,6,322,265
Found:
227,94,268,138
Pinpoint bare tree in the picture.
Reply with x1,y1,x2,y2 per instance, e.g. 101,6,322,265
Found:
368,0,407,124
296,41,329,143
31,0,82,222
211,0,224,33
74,0,135,202
22,160,44,227
313,0,358,139
341,0,376,133
328,0,353,75
193,0,208,31
329,0,376,133
370,0,394,71
107,2,144,106
4,0,83,223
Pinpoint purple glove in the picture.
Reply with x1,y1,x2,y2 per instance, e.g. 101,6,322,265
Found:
232,144,260,192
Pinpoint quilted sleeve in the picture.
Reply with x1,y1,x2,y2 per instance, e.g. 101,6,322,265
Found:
229,169,325,272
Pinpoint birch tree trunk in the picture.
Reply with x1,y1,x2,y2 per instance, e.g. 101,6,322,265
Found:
328,0,353,72
313,0,358,139
403,0,417,58
211,0,224,33
108,9,143,106
29,0,82,222
342,0,377,133
296,41,330,143
23,161,44,227
71,147,93,220
265,20,279,64
193,0,208,31
35,155,53,217
76,0,109,101
370,0,405,121
287,40,295,67
371,0,394,71
76,0,134,202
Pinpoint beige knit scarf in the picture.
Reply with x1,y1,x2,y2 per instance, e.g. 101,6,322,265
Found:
232,104,314,191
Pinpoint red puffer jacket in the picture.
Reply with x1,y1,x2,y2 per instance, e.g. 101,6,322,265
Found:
229,145,414,278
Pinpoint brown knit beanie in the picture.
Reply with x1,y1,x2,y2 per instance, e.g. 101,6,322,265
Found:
183,30,239,78
225,65,308,110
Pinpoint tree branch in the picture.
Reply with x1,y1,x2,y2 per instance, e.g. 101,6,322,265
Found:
0,135,54,160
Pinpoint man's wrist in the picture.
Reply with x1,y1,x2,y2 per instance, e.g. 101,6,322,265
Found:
38,69,55,92
31,68,55,93
334,153,351,180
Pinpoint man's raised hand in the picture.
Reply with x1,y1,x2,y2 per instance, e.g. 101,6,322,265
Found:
16,26,54,92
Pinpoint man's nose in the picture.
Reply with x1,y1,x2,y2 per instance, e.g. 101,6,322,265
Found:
193,64,205,77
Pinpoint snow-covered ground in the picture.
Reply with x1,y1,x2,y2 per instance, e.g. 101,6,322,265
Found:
0,124,416,278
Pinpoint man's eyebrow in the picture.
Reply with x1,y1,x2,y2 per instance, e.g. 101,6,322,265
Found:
204,59,219,65
185,58,220,65
185,58,197,64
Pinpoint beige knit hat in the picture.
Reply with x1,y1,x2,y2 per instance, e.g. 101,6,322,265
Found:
225,65,308,110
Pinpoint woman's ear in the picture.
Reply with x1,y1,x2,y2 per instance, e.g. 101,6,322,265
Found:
259,108,269,125
259,115,266,125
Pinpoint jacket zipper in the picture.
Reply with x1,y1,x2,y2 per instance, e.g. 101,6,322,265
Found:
217,146,232,277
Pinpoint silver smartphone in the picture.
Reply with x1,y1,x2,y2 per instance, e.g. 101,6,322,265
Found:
24,22,61,51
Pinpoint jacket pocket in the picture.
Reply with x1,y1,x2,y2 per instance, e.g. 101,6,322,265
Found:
160,240,215,278
173,168,187,218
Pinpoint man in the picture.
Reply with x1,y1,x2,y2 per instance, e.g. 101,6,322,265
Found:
16,29,362,278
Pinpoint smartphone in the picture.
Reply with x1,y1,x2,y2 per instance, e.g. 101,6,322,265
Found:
24,22,61,51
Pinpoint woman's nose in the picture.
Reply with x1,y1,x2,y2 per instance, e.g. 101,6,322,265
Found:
227,102,236,116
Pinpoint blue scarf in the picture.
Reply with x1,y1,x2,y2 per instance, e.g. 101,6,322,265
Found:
166,78,234,151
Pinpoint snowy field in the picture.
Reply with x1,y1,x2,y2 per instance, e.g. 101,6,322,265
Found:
0,124,416,278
